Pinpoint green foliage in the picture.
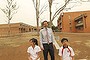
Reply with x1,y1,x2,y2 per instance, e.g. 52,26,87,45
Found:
52,25,58,32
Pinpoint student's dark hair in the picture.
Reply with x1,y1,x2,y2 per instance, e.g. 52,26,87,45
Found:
30,38,38,45
61,38,68,43
42,20,48,25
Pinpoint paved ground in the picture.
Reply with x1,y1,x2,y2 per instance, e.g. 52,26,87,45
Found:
0,32,90,60
55,32,90,60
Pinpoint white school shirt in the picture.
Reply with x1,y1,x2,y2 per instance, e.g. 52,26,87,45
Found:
58,46,75,60
27,45,41,60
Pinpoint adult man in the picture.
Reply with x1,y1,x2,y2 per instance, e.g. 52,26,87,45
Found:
39,21,55,60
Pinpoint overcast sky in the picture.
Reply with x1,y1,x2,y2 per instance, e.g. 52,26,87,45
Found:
0,0,90,26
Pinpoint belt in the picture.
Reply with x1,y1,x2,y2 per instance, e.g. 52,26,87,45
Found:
43,42,53,45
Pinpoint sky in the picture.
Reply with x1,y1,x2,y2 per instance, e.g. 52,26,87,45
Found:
0,0,90,26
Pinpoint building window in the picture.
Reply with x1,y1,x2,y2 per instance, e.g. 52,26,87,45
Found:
75,15,84,31
76,25,83,30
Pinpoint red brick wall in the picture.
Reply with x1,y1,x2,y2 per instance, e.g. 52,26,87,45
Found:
57,10,90,33
0,23,36,35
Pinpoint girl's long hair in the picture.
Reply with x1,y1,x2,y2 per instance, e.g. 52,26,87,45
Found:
30,38,38,45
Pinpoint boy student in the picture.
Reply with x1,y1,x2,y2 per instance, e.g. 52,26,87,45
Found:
27,38,41,60
58,38,75,60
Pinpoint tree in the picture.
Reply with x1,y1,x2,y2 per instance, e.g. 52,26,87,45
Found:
48,0,71,28
48,0,53,28
48,0,90,28
0,0,18,36
32,0,47,34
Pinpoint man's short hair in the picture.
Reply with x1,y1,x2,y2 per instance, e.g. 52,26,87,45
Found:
61,38,68,43
42,20,48,25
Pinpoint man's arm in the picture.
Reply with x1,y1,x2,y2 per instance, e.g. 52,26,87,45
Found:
39,30,44,50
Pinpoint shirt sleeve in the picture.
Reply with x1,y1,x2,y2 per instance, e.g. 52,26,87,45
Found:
37,46,41,52
58,48,62,56
70,48,75,56
27,47,30,53
39,30,44,48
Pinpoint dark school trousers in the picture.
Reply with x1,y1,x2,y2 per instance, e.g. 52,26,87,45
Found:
43,43,55,60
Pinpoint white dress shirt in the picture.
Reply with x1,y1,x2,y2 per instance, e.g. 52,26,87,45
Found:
39,28,55,48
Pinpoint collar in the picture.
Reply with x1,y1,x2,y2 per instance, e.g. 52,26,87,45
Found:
31,45,37,49
43,27,48,30
63,46,68,49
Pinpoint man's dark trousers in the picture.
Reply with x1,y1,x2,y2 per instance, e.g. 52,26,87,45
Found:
43,43,55,60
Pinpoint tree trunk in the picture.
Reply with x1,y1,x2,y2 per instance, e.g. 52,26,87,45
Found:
36,0,40,35
8,19,10,36
36,12,39,35
48,0,52,28
49,3,52,28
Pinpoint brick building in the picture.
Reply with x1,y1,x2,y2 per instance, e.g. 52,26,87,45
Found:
0,23,36,35
57,10,90,33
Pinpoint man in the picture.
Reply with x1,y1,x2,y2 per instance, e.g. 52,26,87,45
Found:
39,21,55,60
58,38,75,60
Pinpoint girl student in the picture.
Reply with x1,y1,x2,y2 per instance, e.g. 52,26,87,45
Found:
27,38,41,60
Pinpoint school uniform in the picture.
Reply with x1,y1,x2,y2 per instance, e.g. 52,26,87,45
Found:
58,46,75,60
27,45,41,60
